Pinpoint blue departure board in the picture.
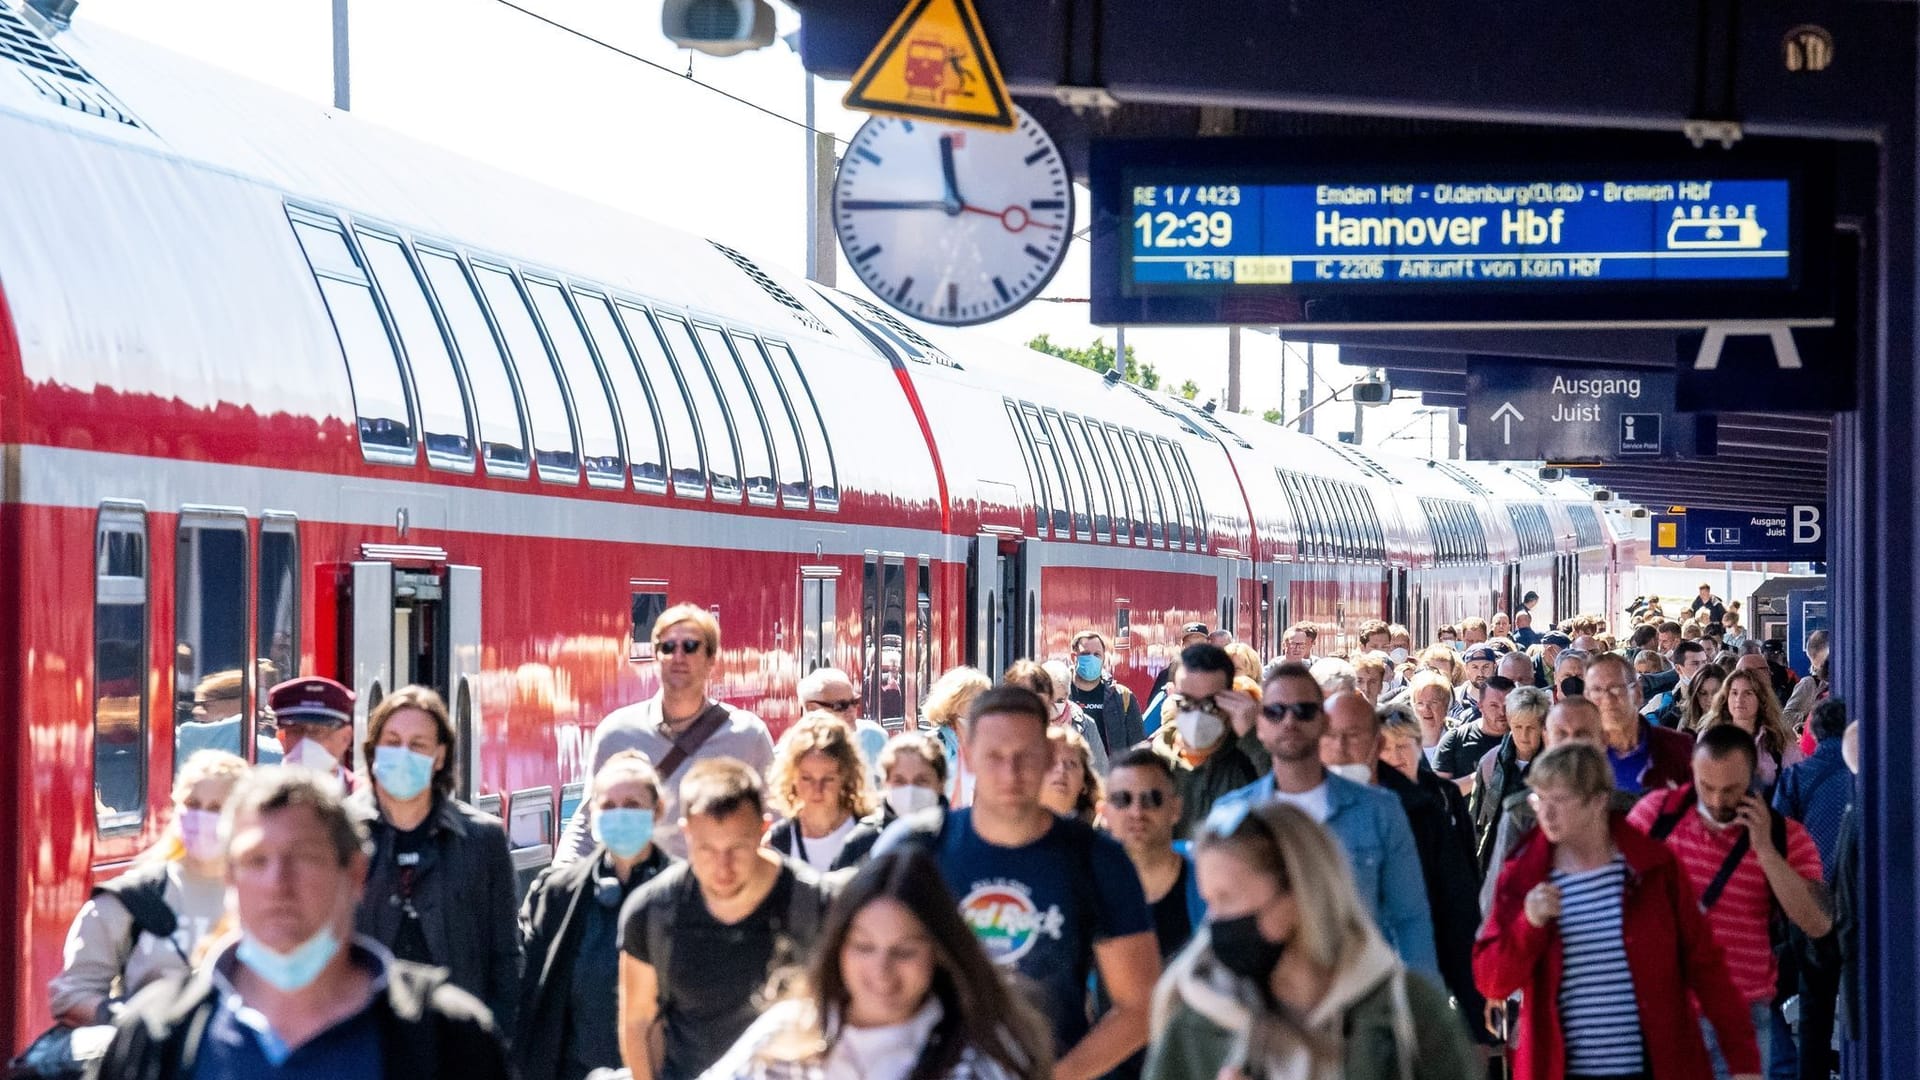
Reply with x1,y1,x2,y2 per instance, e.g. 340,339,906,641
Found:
1124,179,1791,289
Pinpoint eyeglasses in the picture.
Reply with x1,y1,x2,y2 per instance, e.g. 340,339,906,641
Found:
1171,693,1222,715
1261,701,1322,723
1107,789,1167,810
657,639,705,657
807,698,860,714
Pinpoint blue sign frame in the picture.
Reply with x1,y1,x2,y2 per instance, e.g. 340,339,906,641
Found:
1650,505,1828,560
1089,134,1838,328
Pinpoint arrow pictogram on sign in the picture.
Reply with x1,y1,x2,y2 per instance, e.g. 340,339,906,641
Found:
1490,401,1524,445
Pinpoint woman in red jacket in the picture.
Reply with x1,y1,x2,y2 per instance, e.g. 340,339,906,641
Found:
1474,741,1759,1080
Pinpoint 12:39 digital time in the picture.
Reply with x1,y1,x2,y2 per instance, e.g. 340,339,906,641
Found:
1133,209,1235,249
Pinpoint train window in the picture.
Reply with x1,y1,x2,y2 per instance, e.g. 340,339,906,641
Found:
174,513,250,775
694,325,777,506
415,247,529,477
1354,488,1384,561
524,279,624,488
94,504,148,832
256,515,299,760
767,343,840,511
800,568,838,672
1119,430,1165,547
471,264,580,483
1145,438,1190,550
1169,441,1208,551
1090,422,1136,545
1063,416,1112,542
1041,409,1092,539
629,589,668,662
736,334,810,509
880,559,908,726
1021,405,1074,537
507,786,555,898
288,215,415,463
573,291,669,494
1004,401,1049,538
616,303,705,498
1163,439,1199,550
356,231,475,470
1313,479,1340,559
1331,483,1360,558
916,559,932,712
657,314,743,503
560,783,586,830
1274,471,1302,556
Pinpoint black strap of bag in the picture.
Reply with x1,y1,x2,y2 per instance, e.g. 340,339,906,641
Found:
654,703,730,779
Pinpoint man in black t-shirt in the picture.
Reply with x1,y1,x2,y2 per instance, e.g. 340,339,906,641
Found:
1434,675,1515,792
616,759,829,1080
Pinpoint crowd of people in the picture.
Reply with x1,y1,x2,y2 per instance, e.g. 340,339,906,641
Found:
52,589,1863,1080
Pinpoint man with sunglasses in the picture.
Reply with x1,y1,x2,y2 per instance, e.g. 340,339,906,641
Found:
558,604,773,863
1211,661,1439,976
796,666,888,780
1157,643,1261,837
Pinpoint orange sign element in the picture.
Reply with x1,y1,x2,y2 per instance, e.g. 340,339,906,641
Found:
842,0,1014,130
1657,520,1679,548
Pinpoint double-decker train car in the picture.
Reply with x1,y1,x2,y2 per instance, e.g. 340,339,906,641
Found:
0,7,1620,1044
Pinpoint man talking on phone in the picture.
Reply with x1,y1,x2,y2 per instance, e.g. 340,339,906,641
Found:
1629,724,1832,1078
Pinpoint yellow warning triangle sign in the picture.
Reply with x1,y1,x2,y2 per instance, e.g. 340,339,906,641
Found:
841,0,1015,130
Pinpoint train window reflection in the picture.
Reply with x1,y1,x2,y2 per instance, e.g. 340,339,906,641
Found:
472,264,580,482
1044,409,1095,540
767,343,839,510
1120,430,1164,548
174,515,249,775
255,518,298,764
1021,405,1075,538
356,231,474,470
94,505,148,832
616,303,705,498
1064,415,1113,542
1102,423,1147,545
415,247,528,476
656,314,742,503
1004,400,1049,538
289,216,415,462
694,325,777,505
574,291,668,494
736,333,810,509
525,278,624,488
1170,442,1208,551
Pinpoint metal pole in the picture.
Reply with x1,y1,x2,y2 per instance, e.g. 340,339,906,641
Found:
1276,331,1286,422
1115,326,1127,377
1226,326,1242,412
331,0,350,111
1353,389,1364,445
1301,342,1317,434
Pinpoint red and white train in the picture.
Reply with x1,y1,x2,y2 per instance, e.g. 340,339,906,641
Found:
0,8,1623,1043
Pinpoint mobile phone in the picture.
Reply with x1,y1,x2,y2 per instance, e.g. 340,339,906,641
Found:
1559,675,1584,697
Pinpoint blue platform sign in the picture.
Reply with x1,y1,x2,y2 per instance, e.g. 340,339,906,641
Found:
1651,505,1827,560
1126,178,1791,289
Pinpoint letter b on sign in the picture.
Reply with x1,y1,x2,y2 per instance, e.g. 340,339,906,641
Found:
1793,505,1822,545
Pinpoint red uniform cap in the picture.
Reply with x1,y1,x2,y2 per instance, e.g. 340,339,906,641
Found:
267,676,354,726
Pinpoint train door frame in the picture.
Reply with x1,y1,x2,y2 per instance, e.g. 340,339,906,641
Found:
1391,568,1411,628
966,532,1029,673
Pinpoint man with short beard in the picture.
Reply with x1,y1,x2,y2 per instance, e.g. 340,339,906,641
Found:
1435,675,1515,791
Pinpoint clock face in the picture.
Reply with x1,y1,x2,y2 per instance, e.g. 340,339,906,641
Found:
834,106,1072,326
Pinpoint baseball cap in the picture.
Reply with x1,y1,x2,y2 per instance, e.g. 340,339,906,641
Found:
1541,631,1573,648
1463,645,1499,663
267,676,354,727
1181,622,1210,637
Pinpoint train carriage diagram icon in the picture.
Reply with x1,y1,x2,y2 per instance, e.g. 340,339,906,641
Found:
1666,204,1768,250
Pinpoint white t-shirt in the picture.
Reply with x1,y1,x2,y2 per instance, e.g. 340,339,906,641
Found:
1270,781,1331,823
789,814,861,873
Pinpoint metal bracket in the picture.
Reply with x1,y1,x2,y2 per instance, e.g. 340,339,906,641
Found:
1682,119,1744,149
1053,84,1120,115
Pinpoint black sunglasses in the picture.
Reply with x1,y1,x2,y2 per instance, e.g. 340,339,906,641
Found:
1261,701,1323,723
807,698,860,714
657,639,705,656
1107,789,1167,810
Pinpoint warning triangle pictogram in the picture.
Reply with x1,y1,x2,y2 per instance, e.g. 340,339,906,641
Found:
841,0,1015,130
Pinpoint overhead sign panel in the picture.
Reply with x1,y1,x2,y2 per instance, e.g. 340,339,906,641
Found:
1464,361,1712,462
842,0,1015,130
1089,135,1837,328
1651,505,1827,560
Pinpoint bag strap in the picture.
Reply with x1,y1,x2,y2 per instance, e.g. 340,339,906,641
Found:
655,703,730,779
1649,785,1696,842
1699,831,1753,909
95,863,181,957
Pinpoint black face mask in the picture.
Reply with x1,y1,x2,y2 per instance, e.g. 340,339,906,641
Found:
1209,912,1286,982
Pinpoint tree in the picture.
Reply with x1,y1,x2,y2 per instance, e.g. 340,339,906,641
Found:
1027,333,1161,390
1261,408,1284,425
1177,380,1200,401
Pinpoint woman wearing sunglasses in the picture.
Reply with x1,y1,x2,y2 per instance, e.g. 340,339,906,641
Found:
1146,801,1475,1080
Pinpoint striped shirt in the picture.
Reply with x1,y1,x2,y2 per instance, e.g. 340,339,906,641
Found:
1551,857,1645,1076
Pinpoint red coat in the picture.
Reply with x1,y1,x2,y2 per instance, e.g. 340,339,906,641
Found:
1474,815,1759,1080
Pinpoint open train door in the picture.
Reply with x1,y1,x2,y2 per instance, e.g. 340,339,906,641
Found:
967,532,1027,672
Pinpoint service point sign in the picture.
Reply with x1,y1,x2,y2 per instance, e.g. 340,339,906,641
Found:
1465,361,1708,463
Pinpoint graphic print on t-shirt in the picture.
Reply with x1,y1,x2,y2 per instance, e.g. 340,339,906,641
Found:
958,878,1066,965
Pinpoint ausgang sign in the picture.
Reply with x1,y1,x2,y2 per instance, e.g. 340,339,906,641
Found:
1464,361,1712,463
1652,505,1827,561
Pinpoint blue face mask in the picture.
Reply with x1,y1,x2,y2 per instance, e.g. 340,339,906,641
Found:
237,926,340,993
592,807,655,860
372,745,435,801
1075,654,1103,682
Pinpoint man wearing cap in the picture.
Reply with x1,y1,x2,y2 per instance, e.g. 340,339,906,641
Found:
270,676,359,791
1538,631,1572,685
1149,622,1211,704
1451,645,1498,722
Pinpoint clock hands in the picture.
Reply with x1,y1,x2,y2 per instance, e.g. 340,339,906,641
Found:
844,199,1054,232
939,135,963,215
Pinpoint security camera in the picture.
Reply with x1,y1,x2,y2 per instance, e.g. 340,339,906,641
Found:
1631,507,1649,518
1537,467,1567,482
663,0,776,56
1351,371,1392,405
1591,489,1614,502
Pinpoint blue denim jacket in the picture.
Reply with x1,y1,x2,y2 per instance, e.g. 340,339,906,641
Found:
1210,770,1439,976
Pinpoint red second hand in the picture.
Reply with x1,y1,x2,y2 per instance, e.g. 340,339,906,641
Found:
962,204,1042,232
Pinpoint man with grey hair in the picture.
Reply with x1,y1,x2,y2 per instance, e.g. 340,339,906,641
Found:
795,666,887,776
94,767,510,1078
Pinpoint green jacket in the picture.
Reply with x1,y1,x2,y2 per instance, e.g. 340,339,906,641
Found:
1144,935,1476,1080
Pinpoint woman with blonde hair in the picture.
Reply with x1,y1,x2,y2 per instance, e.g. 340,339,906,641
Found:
49,749,249,1026
1419,646,1463,686
1040,723,1104,825
923,666,991,807
1704,667,1802,791
1405,671,1455,768
1224,642,1263,684
1146,802,1474,1080
766,712,884,872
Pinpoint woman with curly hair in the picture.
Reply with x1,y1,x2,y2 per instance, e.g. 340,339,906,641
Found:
1704,667,1802,792
766,711,883,872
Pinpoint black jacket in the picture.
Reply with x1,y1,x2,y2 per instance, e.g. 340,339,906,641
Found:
350,793,522,1031
1377,763,1488,1043
512,844,674,1080
1074,677,1145,754
1469,732,1528,873
87,951,509,1080
765,815,883,871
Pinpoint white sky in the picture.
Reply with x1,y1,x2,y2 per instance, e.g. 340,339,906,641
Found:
74,0,1445,453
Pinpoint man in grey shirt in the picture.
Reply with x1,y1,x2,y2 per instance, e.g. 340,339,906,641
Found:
557,604,772,862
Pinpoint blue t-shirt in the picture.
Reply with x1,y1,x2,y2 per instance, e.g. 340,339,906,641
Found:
1608,741,1652,794
928,810,1153,1052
